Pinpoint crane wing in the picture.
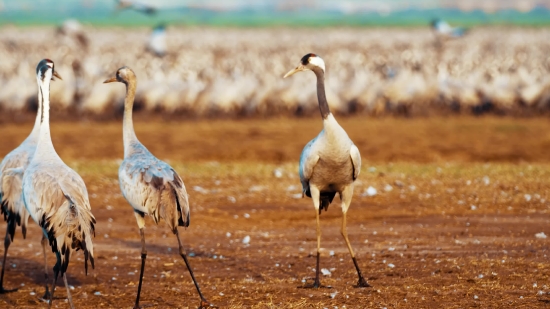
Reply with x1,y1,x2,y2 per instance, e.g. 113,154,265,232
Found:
56,169,91,210
24,166,96,275
350,144,361,180
119,155,189,229
1,167,24,215
1,167,29,239
299,138,319,197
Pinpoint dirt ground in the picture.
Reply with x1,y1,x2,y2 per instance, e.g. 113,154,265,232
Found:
1,116,550,308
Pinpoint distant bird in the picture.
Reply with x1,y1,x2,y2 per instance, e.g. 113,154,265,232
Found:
146,24,167,57
56,19,89,50
0,59,61,294
430,18,467,38
114,0,156,15
284,54,370,288
22,59,95,309
56,19,89,106
104,67,211,309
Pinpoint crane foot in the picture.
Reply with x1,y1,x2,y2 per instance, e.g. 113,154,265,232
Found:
355,277,372,288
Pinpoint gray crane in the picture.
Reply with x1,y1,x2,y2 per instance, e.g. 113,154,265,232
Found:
284,53,370,288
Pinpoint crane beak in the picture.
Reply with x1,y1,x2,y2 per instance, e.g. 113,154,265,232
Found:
284,65,306,78
103,76,118,83
52,70,63,81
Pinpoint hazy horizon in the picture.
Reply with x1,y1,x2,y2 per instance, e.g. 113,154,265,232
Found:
1,0,549,26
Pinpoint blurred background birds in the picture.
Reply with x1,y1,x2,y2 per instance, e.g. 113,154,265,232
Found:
114,0,156,15
147,24,167,57
0,0,549,120
0,0,550,118
431,18,467,38
0,27,549,119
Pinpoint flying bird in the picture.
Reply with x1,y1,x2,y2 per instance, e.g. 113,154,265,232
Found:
0,59,61,295
284,53,370,288
430,18,467,38
104,66,212,309
114,0,156,15
22,59,96,309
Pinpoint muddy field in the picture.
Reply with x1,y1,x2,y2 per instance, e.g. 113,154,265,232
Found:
1,116,550,308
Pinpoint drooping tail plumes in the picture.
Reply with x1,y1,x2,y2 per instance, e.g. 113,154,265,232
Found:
1,168,28,240
170,175,190,229
319,192,336,215
40,195,95,277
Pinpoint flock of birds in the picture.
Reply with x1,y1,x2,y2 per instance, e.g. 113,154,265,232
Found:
0,54,366,308
1,23,550,118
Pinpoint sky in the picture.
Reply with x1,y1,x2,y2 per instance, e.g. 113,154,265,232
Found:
1,0,549,13
0,0,548,26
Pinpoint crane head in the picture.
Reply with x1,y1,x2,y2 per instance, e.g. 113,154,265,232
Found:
103,66,136,85
36,59,62,82
284,53,325,78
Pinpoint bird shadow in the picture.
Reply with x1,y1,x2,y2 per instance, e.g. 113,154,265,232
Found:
114,238,213,258
1,255,86,288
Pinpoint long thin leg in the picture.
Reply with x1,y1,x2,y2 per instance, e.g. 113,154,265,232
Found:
134,227,147,309
41,235,51,300
341,212,371,287
303,186,323,289
48,252,61,309
63,273,75,309
0,224,17,293
175,230,211,308
340,185,371,288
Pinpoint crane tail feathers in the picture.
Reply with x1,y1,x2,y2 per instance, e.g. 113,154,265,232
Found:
170,180,190,229
303,185,336,215
318,192,336,215
40,198,96,276
1,169,29,240
5,216,16,242
0,197,6,220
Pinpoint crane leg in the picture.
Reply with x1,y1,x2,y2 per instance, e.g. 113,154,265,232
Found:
340,185,371,288
341,212,371,287
63,273,75,309
302,186,324,289
175,230,212,308
0,221,17,293
134,227,147,309
48,252,61,309
41,235,51,300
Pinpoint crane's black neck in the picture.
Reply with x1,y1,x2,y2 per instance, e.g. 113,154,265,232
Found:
312,67,330,119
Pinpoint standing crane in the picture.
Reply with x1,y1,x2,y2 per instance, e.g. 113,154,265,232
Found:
284,53,370,288
0,59,61,296
22,59,96,309
104,66,211,309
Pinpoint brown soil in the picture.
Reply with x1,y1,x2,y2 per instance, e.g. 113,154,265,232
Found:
1,116,550,308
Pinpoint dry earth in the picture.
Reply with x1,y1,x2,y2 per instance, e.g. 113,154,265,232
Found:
0,116,550,308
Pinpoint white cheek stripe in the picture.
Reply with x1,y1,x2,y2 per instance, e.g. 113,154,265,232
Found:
309,56,326,72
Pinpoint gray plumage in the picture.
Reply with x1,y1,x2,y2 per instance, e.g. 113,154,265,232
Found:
104,66,210,309
299,115,361,213
106,67,189,231
22,59,95,308
0,59,60,294
0,122,37,240
284,53,370,288
119,143,190,230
